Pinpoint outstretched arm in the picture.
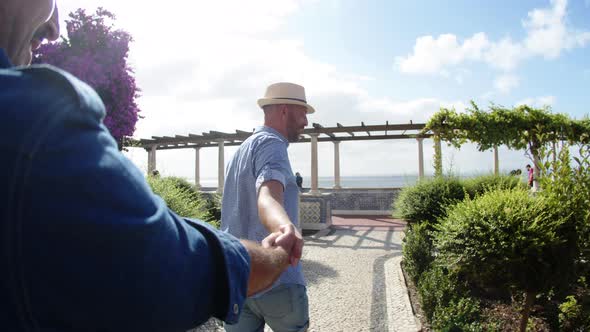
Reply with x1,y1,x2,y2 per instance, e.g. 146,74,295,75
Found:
257,180,303,266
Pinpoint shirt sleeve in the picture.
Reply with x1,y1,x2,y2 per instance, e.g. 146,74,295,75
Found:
10,71,250,331
253,137,290,193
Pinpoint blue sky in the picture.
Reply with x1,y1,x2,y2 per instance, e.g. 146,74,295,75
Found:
56,0,590,181
286,0,590,115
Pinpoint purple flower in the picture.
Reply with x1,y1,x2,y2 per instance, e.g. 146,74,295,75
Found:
33,8,141,148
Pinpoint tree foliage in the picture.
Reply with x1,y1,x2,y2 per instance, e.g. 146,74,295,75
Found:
33,8,140,148
424,102,590,182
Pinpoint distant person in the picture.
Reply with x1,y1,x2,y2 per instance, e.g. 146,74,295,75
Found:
222,82,314,332
296,172,303,189
526,164,534,188
0,1,296,330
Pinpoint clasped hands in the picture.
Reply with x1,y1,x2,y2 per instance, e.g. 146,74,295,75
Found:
261,224,303,267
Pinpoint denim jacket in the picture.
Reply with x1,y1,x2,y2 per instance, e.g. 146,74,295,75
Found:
0,49,249,331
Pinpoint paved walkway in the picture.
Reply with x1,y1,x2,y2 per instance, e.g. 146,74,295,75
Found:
193,215,420,332
303,215,420,332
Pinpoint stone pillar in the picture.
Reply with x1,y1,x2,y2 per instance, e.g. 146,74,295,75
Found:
333,141,342,189
417,138,425,179
309,133,320,195
147,145,157,174
217,139,225,194
493,146,499,175
194,147,201,189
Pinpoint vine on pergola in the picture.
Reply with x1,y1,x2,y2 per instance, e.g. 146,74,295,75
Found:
424,101,590,180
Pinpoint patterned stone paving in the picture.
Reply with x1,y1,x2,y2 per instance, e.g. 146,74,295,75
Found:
191,215,420,332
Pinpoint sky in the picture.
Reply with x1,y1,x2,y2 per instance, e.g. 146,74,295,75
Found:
54,0,590,182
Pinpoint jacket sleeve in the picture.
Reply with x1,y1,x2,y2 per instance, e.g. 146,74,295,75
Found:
10,66,249,331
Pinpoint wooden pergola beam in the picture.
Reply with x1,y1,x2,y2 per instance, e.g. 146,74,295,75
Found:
138,122,428,150
151,133,433,150
361,122,371,136
337,122,355,137
312,123,337,139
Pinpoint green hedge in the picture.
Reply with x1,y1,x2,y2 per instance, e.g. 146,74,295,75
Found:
435,189,574,294
146,176,219,228
393,176,465,226
462,174,525,198
402,222,434,285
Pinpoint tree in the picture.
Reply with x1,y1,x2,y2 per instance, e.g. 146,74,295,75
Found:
33,8,140,149
424,102,590,187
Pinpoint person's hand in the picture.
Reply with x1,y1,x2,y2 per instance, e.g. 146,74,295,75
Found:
261,231,282,248
273,224,303,267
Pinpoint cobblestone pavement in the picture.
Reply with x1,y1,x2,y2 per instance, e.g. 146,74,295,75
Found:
191,216,420,332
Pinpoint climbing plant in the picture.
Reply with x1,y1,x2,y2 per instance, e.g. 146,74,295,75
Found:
424,101,590,183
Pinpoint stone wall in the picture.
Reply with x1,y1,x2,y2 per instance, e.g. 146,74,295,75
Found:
299,193,332,230
321,188,401,215
202,188,401,230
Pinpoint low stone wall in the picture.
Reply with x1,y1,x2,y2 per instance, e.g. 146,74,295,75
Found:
299,193,332,230
320,188,401,215
201,188,401,230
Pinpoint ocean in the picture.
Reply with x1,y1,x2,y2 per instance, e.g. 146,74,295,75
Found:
191,173,511,188
195,175,424,188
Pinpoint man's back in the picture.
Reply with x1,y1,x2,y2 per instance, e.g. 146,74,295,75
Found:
221,126,305,289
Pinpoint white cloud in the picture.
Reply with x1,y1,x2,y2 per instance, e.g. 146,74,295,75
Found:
515,95,556,107
494,75,520,94
523,0,590,58
395,0,589,75
395,33,489,74
484,37,527,71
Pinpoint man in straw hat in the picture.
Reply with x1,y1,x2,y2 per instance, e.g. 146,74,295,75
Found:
222,82,313,332
0,1,296,330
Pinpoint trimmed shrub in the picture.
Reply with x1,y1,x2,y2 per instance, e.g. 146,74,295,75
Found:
402,222,434,285
146,176,214,225
435,189,577,331
393,176,465,226
432,297,482,332
418,263,467,321
202,193,222,226
462,174,525,198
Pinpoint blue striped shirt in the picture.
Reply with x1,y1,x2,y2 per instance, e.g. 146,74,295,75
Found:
221,126,306,294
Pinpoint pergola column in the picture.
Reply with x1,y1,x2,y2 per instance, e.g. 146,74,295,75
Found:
217,139,225,194
417,138,425,179
194,147,201,189
493,146,499,175
309,133,320,195
333,141,342,189
434,135,443,177
147,145,157,174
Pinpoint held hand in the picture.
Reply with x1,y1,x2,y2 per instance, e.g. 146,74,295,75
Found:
261,231,282,248
274,224,303,267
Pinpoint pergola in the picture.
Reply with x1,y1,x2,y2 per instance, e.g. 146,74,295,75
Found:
137,122,439,194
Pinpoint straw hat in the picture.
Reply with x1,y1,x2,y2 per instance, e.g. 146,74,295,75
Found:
257,82,315,114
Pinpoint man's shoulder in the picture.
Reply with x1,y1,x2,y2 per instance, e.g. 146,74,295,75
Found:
247,130,287,149
1,64,104,114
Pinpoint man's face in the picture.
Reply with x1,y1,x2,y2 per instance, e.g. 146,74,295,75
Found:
5,0,59,65
285,105,309,142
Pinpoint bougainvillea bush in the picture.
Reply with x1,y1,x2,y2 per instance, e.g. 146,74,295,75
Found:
34,8,140,148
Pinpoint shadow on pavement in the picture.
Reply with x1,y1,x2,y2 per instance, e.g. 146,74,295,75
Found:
302,259,339,285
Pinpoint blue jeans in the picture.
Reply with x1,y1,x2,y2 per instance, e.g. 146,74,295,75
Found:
225,284,309,332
